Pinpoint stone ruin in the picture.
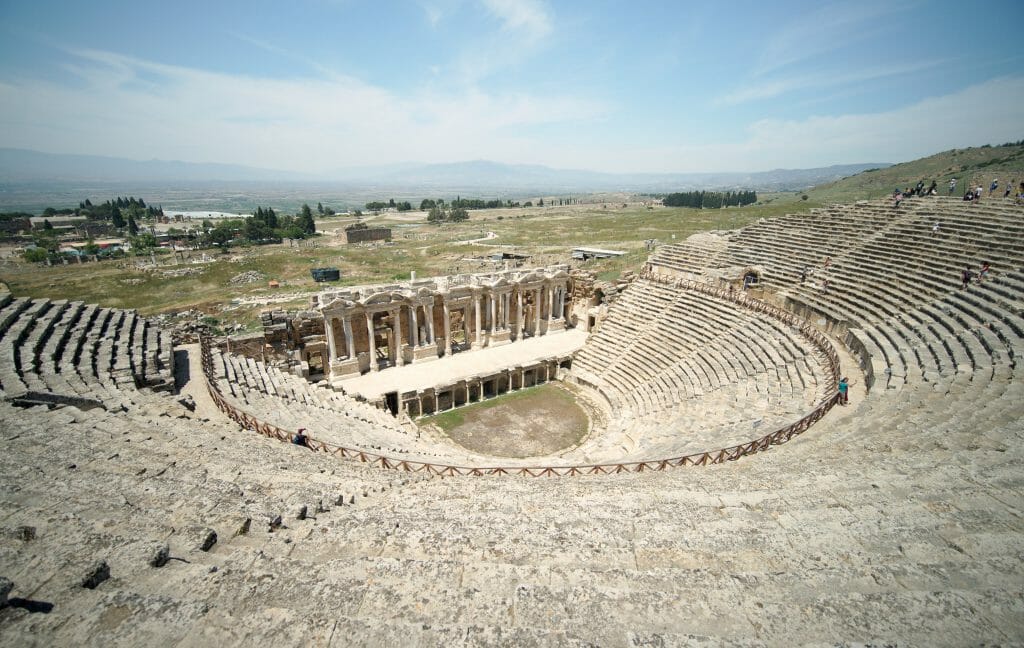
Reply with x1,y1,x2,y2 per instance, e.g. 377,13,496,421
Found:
0,195,1023,645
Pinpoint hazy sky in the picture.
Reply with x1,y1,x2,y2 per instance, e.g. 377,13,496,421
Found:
0,0,1021,174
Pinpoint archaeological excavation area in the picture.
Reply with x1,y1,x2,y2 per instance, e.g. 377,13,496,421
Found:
1,195,1023,645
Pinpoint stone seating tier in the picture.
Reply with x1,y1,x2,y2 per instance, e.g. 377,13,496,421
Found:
0,297,175,408
2,197,1024,644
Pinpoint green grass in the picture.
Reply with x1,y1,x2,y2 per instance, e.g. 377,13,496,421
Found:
425,383,559,433
807,143,1024,202
0,194,818,327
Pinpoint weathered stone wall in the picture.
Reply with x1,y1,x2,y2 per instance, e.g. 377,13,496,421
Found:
222,333,266,360
253,309,327,365
570,269,635,330
345,228,392,244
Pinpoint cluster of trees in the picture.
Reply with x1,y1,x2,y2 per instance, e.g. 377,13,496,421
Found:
210,204,317,248
366,199,413,212
316,202,335,216
79,197,164,226
426,204,469,224
363,195,585,214
662,190,757,209
421,197,533,210
16,196,327,262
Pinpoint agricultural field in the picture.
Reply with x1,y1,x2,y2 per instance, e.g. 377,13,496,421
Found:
0,193,814,331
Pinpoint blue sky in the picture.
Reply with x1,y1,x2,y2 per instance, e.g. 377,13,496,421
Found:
0,0,1021,174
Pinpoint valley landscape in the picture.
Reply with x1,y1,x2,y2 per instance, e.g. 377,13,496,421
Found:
0,1,1022,646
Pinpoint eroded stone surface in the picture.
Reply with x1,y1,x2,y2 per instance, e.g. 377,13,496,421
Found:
0,197,1022,645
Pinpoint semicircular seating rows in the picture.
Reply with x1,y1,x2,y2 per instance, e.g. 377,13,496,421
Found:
0,296,174,409
567,277,836,462
200,273,840,471
1,195,1023,644
647,196,1024,401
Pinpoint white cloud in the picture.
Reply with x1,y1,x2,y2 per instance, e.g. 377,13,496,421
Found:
481,0,552,36
0,48,606,173
754,1,911,76
0,47,1019,176
452,0,553,83
637,76,1024,173
716,59,945,107
740,76,1024,166
419,1,444,27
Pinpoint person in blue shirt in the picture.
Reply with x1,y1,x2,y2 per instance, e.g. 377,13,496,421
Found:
838,377,850,405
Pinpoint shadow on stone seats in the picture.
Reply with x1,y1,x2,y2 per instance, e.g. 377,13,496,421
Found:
7,598,54,614
174,349,190,390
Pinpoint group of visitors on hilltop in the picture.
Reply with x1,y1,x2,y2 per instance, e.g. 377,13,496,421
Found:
961,178,1024,203
896,176,1024,207
894,180,939,208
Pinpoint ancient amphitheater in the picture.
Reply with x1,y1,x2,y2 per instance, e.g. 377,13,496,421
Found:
1,195,1022,645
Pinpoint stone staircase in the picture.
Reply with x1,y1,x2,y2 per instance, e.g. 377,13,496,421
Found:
1,195,1023,644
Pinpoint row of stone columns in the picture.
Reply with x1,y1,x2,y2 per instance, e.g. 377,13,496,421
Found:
400,357,563,416
324,281,568,375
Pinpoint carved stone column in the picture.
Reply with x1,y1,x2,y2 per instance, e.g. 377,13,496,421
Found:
343,316,354,358
366,311,377,372
410,304,419,347
426,304,436,344
325,317,337,362
443,301,452,356
475,294,482,346
534,288,542,335
392,307,404,366
491,292,499,333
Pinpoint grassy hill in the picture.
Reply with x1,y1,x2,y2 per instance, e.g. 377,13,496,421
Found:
806,141,1024,202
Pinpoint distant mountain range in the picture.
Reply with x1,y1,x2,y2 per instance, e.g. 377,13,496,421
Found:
0,148,890,193
0,148,313,183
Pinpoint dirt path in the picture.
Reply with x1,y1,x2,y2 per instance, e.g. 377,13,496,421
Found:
454,231,498,245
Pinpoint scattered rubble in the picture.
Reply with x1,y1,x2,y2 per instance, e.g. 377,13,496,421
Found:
160,267,204,278
229,270,265,285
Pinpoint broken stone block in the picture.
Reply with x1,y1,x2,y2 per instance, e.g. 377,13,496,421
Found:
197,529,217,552
148,543,170,568
233,518,251,537
0,577,12,607
81,561,110,589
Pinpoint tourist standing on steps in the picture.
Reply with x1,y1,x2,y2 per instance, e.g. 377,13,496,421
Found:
893,189,903,209
990,179,999,195
978,261,991,283
949,178,957,195
962,266,974,290
838,377,850,405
